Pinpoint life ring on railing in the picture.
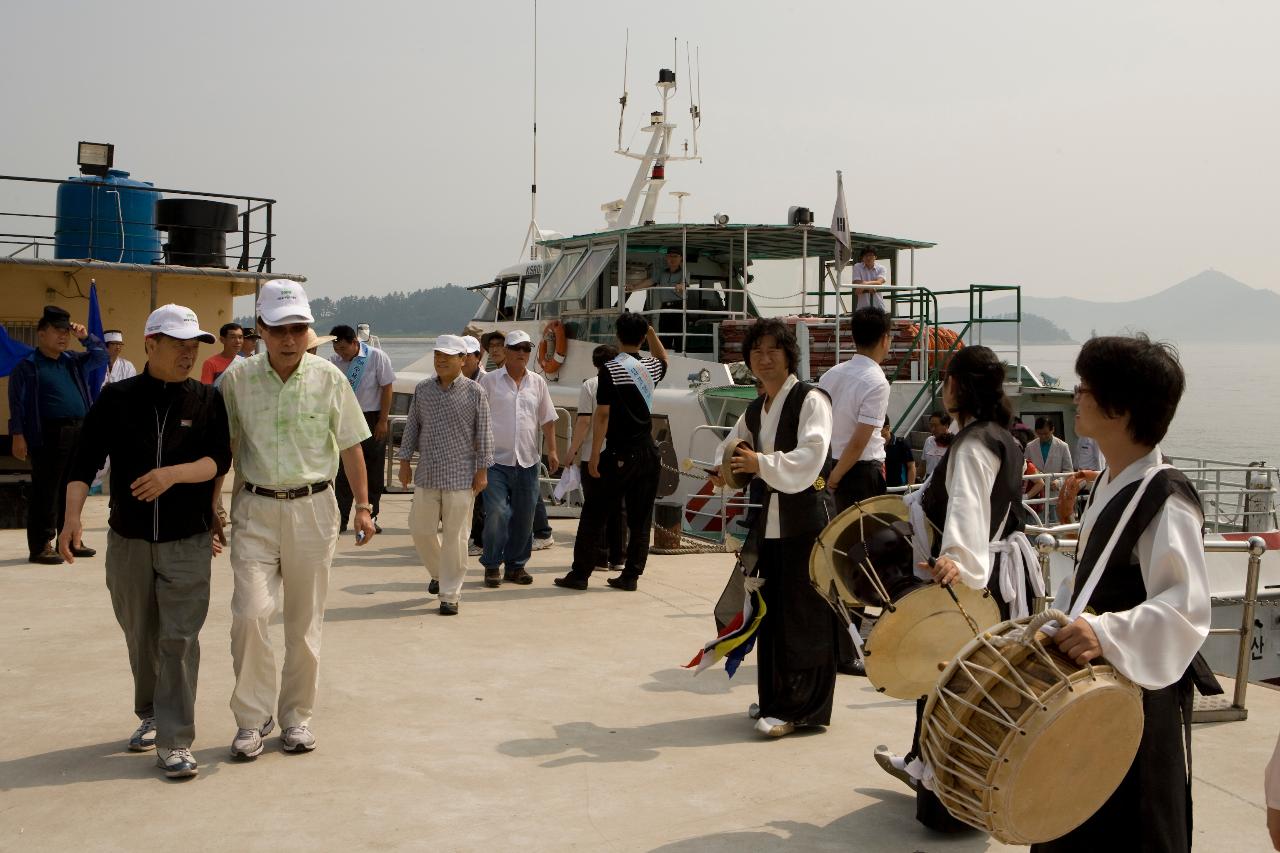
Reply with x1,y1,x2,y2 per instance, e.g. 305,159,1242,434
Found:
538,320,568,374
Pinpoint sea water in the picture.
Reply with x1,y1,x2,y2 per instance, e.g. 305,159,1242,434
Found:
377,338,1279,468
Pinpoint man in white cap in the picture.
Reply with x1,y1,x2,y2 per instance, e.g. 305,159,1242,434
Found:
219,279,375,760
477,329,559,587
60,304,231,779
356,323,381,349
102,330,137,387
461,334,485,381
397,335,493,614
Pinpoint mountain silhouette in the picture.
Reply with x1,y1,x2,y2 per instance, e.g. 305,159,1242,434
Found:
987,270,1279,342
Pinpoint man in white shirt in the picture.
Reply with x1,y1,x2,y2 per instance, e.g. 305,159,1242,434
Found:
478,330,560,587
102,330,137,386
329,324,396,533
1075,434,1105,472
819,308,892,512
851,247,888,312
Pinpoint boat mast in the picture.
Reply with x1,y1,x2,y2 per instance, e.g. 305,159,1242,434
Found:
518,0,541,261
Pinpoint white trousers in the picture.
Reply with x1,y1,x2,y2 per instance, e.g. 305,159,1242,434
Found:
409,487,474,604
229,488,339,730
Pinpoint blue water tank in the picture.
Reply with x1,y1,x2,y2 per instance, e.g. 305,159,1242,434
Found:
54,169,163,264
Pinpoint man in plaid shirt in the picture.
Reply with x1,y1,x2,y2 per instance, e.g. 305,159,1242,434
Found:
397,335,494,615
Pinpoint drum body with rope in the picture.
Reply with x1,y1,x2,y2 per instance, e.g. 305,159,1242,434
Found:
920,611,1144,845
537,320,568,374
809,496,1000,698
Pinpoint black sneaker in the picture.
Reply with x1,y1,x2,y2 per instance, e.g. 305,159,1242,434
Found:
607,575,638,592
428,579,440,595
484,568,501,588
439,601,459,616
553,573,589,591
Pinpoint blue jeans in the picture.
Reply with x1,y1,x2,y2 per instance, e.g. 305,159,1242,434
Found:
482,463,539,573
534,495,552,540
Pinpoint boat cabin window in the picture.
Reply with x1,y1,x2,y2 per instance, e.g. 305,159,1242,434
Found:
530,248,586,306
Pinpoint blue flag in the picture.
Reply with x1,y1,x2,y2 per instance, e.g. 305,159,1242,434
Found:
0,324,34,378
86,281,106,401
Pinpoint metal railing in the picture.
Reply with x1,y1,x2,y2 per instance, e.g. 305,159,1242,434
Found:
0,174,277,272
682,423,755,549
1027,525,1267,722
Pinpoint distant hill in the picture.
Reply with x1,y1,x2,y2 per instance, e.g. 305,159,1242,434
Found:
987,270,1280,342
237,284,483,336
978,312,1075,344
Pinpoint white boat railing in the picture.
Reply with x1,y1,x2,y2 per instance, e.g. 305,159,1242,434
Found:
1026,525,1267,723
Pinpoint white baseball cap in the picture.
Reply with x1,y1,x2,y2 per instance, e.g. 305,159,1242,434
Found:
462,335,481,354
435,334,468,356
504,329,532,347
256,279,314,325
144,304,216,343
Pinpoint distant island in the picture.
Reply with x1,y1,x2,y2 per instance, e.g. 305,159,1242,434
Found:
237,284,482,336
987,270,1280,343
977,312,1075,344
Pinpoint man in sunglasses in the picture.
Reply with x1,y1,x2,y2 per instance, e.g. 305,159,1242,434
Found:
477,330,559,587
218,280,375,760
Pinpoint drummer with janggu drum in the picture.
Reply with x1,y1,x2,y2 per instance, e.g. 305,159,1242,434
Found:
707,318,839,739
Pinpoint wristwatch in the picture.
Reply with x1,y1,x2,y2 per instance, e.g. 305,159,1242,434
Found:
355,502,374,513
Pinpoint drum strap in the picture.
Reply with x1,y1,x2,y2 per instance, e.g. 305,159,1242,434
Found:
1064,463,1173,622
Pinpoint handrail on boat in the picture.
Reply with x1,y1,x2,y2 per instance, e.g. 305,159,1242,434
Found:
1025,527,1267,723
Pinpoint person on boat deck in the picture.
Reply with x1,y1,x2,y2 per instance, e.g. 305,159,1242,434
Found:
708,318,838,738
1027,416,1073,475
638,247,687,349
1029,335,1212,852
919,411,952,482
852,247,888,312
872,345,1028,832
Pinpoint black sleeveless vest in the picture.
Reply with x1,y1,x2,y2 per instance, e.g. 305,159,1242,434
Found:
920,419,1025,559
744,380,834,539
1070,467,1201,615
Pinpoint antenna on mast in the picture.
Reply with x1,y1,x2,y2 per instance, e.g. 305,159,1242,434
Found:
519,0,541,261
616,29,630,152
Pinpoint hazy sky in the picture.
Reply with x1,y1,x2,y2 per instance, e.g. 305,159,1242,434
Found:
5,0,1277,306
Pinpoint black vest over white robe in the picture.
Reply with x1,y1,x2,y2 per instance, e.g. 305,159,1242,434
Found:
740,379,840,726
1033,466,1216,853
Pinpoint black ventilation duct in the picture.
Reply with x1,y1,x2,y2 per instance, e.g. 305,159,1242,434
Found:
156,199,238,268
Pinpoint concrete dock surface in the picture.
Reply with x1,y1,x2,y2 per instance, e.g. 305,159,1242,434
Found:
2,491,1277,852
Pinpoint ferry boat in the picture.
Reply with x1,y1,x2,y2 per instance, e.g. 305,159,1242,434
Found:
385,63,1280,700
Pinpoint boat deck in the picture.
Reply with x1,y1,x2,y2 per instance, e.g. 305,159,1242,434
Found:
2,492,1276,851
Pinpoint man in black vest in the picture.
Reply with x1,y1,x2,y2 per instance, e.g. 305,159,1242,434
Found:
1031,335,1211,852
555,312,667,592
708,318,838,739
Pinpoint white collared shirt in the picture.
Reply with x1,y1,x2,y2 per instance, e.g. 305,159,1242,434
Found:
715,374,833,539
851,262,888,311
1051,446,1211,689
818,354,888,462
479,366,557,468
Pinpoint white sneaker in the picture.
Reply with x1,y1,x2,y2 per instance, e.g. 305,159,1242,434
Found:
230,717,274,760
754,717,795,738
281,725,316,753
156,746,199,778
468,541,483,557
128,716,157,752
531,536,554,551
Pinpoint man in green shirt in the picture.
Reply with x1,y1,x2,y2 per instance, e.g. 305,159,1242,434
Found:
219,280,375,760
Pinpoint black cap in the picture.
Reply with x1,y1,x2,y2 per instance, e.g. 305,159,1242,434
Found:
40,305,71,330
243,328,260,339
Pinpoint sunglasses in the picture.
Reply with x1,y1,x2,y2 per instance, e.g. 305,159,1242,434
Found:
506,344,532,353
263,323,311,338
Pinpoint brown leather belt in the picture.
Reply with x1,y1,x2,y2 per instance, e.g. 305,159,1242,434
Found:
244,481,330,500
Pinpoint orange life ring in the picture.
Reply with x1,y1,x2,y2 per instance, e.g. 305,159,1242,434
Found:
537,320,568,374
1056,469,1100,524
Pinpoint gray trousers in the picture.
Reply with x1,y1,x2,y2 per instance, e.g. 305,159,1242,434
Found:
105,529,211,750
